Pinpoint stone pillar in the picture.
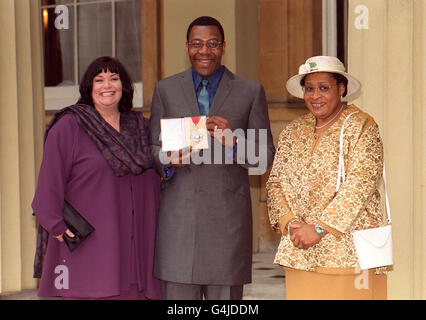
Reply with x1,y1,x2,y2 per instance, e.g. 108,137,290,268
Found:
348,0,425,299
0,0,44,293
141,0,160,107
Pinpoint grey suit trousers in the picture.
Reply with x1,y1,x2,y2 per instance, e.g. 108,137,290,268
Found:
161,281,244,300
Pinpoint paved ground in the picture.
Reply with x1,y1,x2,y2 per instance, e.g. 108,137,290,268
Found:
0,252,285,300
243,253,285,300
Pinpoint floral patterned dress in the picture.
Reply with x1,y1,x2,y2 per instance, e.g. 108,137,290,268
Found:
266,104,386,275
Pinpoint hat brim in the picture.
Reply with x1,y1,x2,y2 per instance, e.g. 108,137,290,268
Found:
286,70,361,101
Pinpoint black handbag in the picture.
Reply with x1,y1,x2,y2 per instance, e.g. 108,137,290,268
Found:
62,200,95,252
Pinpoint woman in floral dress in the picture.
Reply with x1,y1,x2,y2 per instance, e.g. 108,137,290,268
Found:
266,56,388,300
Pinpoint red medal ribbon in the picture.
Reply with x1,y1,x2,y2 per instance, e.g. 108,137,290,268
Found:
191,117,200,125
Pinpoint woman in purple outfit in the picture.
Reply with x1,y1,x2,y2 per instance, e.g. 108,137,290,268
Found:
32,56,162,300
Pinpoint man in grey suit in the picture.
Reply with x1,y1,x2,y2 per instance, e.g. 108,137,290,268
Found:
150,16,275,300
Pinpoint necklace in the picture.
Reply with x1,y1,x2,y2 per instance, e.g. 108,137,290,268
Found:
315,105,344,129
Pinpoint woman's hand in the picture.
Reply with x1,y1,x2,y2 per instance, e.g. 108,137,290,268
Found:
290,223,322,250
55,229,75,243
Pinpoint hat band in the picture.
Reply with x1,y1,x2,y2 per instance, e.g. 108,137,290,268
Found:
299,62,345,75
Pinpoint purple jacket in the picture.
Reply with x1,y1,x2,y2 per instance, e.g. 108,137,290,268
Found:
32,114,162,298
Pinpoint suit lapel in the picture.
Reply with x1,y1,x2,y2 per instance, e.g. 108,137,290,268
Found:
209,68,233,116
179,68,200,116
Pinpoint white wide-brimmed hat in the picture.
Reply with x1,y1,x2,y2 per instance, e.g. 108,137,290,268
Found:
286,56,361,100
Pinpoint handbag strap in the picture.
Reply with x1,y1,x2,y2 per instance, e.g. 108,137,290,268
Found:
336,111,359,192
336,111,392,224
382,165,392,224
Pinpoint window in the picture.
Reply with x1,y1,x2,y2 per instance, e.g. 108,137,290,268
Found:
41,0,142,110
322,0,348,65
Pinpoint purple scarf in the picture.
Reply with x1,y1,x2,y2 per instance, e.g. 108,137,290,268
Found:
33,104,153,278
47,104,153,176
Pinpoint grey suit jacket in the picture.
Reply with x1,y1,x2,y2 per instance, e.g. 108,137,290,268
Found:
150,67,275,285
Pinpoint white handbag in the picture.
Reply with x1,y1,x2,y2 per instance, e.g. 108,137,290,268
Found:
337,112,393,270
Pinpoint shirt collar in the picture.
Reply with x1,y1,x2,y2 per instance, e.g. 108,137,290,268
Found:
192,66,225,89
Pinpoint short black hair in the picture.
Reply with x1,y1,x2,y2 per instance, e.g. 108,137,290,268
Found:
300,72,348,97
78,56,134,112
186,16,225,42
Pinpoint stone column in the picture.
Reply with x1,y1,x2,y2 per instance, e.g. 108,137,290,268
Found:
0,0,44,293
348,0,425,299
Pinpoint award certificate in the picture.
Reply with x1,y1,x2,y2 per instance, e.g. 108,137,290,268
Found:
160,116,209,152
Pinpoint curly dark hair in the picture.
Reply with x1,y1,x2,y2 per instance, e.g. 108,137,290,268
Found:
77,56,134,112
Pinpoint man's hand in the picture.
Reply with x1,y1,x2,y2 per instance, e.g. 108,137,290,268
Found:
206,116,236,147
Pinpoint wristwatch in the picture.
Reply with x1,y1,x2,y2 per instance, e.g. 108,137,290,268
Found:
314,223,326,237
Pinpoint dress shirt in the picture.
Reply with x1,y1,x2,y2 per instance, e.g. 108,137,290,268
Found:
192,66,225,114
